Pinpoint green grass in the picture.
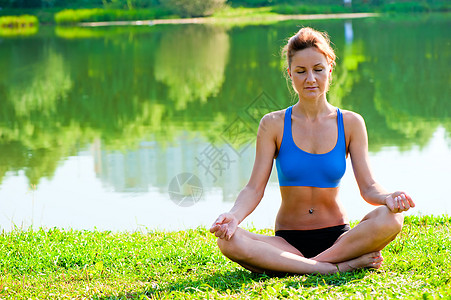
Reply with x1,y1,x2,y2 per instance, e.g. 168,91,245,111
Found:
271,4,352,15
211,6,276,18
0,215,450,299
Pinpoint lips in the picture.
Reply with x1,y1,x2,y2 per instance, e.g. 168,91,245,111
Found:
305,87,318,90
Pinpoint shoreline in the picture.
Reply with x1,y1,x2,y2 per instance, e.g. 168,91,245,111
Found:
78,12,379,27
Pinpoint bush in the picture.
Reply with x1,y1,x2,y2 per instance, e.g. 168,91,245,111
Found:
0,14,39,27
54,7,172,24
0,14,38,36
161,0,226,17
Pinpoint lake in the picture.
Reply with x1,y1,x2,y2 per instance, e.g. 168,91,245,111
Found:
0,14,450,232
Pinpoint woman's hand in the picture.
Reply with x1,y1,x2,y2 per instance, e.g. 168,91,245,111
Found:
210,213,239,240
385,191,415,213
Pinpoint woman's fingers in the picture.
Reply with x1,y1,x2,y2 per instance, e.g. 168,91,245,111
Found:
405,193,415,207
210,213,238,239
393,192,414,212
393,196,400,212
214,215,226,226
209,223,219,233
210,224,221,233
214,226,223,237
402,194,411,210
210,214,227,233
219,224,228,239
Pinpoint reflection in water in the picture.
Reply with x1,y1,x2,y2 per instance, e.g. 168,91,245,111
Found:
344,20,353,44
0,44,82,186
9,49,72,117
0,16,450,230
93,135,261,202
154,25,229,110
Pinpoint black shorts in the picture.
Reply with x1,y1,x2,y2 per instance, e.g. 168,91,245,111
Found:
275,224,350,258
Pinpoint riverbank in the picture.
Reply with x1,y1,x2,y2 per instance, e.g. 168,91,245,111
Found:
0,3,449,26
0,215,449,299
78,12,378,27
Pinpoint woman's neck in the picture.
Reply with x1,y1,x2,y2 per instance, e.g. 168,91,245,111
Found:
293,97,333,120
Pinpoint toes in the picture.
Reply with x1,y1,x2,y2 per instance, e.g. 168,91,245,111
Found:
370,251,382,259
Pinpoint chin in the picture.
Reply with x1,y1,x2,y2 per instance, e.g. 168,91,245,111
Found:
302,92,321,98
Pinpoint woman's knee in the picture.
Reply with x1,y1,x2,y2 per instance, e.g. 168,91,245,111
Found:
376,206,404,235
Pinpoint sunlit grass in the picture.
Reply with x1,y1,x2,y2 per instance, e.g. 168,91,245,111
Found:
0,215,449,299
212,6,276,18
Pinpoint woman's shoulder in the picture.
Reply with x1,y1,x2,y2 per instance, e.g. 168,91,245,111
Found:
258,108,287,136
260,108,287,125
339,109,367,135
340,109,365,126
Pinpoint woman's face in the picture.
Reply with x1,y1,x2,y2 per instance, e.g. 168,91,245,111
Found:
288,47,332,100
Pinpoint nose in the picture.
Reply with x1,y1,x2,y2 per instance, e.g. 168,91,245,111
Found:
306,71,315,83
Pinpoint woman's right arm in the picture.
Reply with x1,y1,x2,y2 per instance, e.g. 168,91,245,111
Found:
210,112,280,240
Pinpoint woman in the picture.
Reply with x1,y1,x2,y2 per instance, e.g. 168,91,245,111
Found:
210,27,415,274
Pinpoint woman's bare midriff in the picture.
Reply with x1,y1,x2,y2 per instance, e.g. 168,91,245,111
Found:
275,186,349,231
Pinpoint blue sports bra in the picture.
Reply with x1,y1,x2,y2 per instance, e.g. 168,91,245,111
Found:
275,106,346,188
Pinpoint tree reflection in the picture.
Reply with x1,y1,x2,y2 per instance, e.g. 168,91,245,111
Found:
0,44,80,185
0,17,450,188
339,17,451,151
154,25,229,110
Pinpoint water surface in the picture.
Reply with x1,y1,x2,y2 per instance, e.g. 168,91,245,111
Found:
0,15,450,231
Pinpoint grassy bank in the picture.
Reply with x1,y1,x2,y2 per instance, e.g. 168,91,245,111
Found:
53,3,451,25
0,215,450,299
1,2,449,26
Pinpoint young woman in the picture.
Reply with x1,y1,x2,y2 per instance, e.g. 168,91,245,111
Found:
210,27,415,274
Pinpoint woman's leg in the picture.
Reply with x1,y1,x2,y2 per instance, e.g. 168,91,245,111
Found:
217,227,383,274
312,206,404,263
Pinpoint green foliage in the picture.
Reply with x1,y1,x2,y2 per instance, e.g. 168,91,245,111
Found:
0,14,38,35
54,7,172,24
0,14,38,27
0,0,103,8
0,216,449,298
101,0,161,9
161,0,226,17
383,1,431,13
272,4,350,14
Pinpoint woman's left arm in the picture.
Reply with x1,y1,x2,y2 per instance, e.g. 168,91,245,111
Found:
346,112,415,213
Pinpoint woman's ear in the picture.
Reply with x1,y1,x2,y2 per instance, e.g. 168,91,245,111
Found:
287,67,292,79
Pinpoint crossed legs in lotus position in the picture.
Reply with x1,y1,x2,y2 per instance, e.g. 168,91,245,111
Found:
216,206,403,274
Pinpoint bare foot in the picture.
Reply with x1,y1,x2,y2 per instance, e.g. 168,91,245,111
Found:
336,251,383,272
